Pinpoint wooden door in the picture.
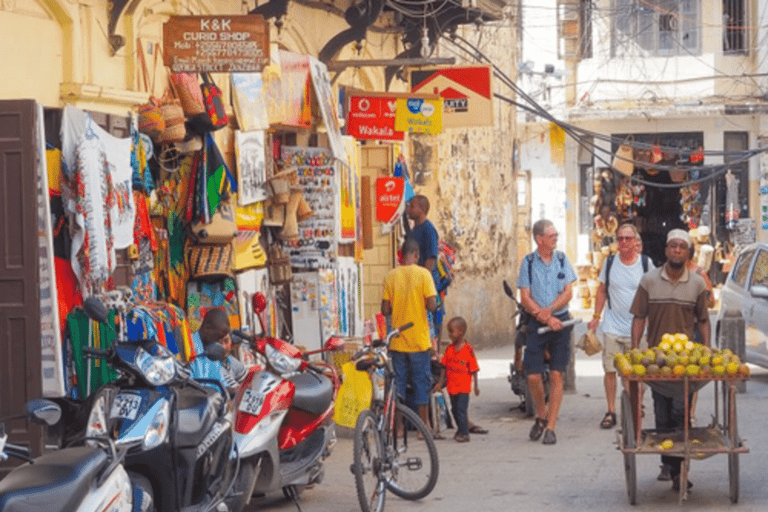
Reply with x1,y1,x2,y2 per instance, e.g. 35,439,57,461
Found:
0,99,43,467
360,145,396,321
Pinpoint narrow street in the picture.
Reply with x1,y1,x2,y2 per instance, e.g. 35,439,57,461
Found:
246,347,768,512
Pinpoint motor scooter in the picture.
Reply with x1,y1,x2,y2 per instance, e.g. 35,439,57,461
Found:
79,297,242,512
0,398,148,512
225,292,343,511
503,280,550,417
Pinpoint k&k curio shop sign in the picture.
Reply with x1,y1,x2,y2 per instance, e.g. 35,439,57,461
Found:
163,15,270,73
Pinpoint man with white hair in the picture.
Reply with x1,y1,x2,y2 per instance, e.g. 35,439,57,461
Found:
630,228,710,491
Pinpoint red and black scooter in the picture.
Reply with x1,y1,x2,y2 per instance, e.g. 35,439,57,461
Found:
226,292,343,511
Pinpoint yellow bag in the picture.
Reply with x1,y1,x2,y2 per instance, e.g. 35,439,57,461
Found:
333,362,372,429
233,231,266,270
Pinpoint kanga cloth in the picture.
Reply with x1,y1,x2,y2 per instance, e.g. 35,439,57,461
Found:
67,308,119,399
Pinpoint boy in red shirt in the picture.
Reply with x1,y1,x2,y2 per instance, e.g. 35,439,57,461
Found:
436,317,480,442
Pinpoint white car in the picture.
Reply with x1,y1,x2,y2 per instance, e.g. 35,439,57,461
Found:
716,243,768,367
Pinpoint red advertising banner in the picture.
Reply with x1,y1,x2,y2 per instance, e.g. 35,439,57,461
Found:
347,94,404,141
376,177,405,222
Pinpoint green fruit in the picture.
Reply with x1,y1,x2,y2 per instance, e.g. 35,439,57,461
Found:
647,364,660,375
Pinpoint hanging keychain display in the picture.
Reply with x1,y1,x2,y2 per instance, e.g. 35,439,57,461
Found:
280,146,337,269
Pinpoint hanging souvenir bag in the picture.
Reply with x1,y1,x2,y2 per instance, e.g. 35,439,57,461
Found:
188,243,234,278
188,73,229,134
136,39,165,141
169,72,205,117
612,135,635,177
158,87,187,144
267,243,292,285
189,198,238,244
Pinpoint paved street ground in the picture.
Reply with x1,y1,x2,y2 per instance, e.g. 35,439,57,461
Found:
246,346,768,512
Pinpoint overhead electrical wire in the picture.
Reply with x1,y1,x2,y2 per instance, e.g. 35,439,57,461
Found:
442,29,768,189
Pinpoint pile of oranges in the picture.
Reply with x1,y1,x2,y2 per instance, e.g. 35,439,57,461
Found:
613,333,750,379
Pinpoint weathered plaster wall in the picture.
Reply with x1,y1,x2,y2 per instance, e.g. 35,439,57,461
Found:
410,21,519,349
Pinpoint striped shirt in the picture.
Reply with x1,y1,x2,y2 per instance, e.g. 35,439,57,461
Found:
630,265,709,347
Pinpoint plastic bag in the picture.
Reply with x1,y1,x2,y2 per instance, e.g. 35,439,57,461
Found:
333,362,372,429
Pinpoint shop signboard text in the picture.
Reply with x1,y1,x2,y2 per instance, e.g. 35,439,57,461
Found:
163,15,270,73
347,94,404,141
376,177,405,222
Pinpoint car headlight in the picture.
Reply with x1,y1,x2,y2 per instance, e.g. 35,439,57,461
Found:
142,399,170,450
265,344,301,375
86,393,109,439
136,347,175,386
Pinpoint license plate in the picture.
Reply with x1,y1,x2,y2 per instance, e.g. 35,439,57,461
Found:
239,388,266,416
110,393,142,420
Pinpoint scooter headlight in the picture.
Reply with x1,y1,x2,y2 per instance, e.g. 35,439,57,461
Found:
86,393,109,439
265,343,301,375
142,399,170,450
136,346,176,386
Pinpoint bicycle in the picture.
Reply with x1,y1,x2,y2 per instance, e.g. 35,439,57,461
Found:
350,323,440,512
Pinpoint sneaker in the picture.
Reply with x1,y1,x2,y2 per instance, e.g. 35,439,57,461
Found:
672,475,693,491
529,418,547,441
542,429,556,445
657,464,672,482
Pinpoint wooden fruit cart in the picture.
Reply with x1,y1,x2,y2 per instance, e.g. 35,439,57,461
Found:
618,374,749,504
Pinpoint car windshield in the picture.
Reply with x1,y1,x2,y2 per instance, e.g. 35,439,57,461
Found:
751,250,768,288
732,249,756,287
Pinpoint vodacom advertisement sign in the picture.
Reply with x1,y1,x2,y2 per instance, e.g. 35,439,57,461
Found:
347,93,404,141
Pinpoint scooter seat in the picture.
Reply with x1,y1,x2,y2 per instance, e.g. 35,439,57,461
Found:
176,385,224,447
289,372,334,416
0,446,108,512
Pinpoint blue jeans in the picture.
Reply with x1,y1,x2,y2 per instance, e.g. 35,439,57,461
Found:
390,350,432,406
450,393,469,436
652,390,691,477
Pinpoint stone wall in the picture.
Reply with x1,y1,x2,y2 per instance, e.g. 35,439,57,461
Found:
410,21,520,349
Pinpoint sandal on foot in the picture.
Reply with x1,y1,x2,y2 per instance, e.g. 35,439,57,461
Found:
454,433,470,443
600,412,617,429
432,432,446,440
529,417,547,441
469,425,488,434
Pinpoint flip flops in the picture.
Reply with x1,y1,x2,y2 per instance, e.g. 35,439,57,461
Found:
600,411,617,429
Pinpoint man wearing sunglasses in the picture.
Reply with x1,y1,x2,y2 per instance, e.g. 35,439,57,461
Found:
589,223,653,432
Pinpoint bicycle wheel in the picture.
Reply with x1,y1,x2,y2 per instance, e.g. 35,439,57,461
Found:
386,402,439,501
353,410,386,512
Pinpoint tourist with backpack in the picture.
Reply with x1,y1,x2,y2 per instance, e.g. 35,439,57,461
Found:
588,224,653,433
518,219,577,445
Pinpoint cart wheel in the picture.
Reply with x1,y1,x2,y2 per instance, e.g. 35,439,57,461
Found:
729,453,739,503
621,391,637,505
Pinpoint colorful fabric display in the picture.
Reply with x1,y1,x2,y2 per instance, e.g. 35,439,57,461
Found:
67,309,119,399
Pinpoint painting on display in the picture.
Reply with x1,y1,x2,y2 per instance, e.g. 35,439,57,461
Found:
309,56,347,164
235,130,267,206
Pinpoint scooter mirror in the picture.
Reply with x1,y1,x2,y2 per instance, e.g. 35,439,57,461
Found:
502,280,514,298
26,399,61,427
323,336,345,352
205,342,228,362
83,297,109,323
252,292,267,314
